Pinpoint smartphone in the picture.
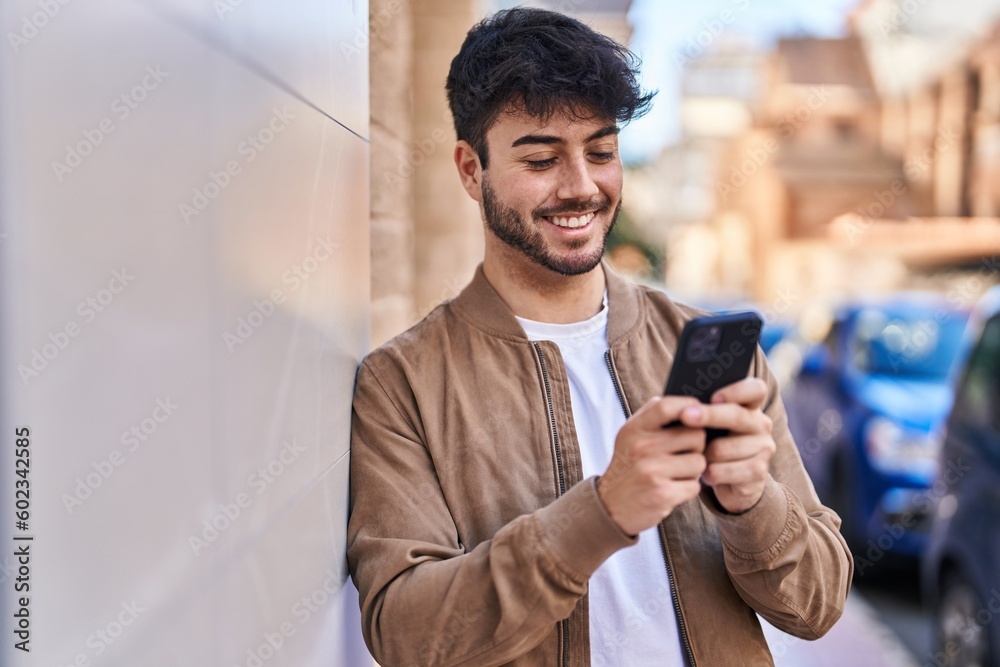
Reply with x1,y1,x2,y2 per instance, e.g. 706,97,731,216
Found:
663,312,763,440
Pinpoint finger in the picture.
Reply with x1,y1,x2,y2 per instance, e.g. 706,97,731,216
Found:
663,479,703,507
639,451,707,482
630,395,702,433
679,402,772,436
679,479,705,502
635,426,706,458
667,452,708,480
702,456,771,487
710,377,768,410
705,434,775,464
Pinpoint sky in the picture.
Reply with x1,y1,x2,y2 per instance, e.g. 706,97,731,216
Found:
620,0,863,164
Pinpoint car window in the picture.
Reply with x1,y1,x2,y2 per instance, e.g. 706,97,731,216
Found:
823,319,841,366
952,314,1000,437
850,308,967,379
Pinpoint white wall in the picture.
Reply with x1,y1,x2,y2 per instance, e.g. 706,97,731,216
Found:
0,0,372,665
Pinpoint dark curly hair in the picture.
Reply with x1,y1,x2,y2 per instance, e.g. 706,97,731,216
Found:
446,7,655,169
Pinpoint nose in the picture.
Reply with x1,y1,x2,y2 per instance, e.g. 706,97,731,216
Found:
555,156,600,202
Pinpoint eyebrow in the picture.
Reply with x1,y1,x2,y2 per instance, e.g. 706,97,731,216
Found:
510,125,619,148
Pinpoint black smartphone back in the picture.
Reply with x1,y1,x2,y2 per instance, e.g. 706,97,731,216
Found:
664,312,763,403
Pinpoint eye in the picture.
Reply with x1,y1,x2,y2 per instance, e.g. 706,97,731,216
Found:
526,158,557,170
590,152,616,162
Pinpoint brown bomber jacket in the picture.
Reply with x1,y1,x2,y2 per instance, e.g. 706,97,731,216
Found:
347,262,853,667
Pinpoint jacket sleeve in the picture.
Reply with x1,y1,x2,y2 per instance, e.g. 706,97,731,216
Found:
705,346,854,640
346,357,636,667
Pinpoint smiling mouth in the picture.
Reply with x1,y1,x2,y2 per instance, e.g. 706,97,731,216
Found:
542,211,596,229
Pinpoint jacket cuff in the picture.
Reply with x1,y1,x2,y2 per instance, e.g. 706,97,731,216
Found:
534,476,637,580
708,477,791,555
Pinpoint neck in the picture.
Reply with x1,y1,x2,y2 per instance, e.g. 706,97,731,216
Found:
482,241,606,324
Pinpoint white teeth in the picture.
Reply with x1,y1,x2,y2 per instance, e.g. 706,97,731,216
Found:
549,212,595,229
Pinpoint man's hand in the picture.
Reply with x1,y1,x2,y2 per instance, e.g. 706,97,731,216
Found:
678,377,776,514
597,396,707,536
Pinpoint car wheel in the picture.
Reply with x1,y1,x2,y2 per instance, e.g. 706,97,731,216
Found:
935,571,993,667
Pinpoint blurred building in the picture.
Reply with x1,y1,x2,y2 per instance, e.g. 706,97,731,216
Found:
658,0,1000,307
837,0,1000,264
490,0,634,45
624,39,763,298
722,34,911,300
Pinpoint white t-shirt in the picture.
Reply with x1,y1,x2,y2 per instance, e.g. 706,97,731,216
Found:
516,295,685,667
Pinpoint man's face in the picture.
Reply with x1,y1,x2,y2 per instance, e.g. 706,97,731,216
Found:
478,109,623,276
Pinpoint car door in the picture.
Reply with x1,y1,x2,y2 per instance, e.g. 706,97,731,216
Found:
944,312,1000,607
786,317,846,505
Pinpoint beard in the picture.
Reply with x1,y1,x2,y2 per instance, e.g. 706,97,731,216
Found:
481,177,622,276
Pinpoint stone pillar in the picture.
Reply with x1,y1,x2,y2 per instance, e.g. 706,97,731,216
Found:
370,0,417,347
411,0,484,319
971,59,1000,217
933,67,970,217
880,94,907,159
905,85,938,215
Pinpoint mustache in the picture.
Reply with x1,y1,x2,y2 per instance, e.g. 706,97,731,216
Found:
534,197,613,219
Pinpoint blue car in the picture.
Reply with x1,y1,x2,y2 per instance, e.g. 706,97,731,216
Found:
784,296,969,570
923,287,1000,666
760,320,794,356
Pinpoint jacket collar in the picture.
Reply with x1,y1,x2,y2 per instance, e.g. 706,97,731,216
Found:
451,259,643,345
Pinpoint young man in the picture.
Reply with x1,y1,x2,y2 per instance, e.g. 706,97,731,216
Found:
348,8,852,666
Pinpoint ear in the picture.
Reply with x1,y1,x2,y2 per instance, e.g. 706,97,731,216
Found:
454,140,483,203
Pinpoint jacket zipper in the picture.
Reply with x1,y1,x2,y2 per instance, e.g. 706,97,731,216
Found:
658,526,696,667
532,342,570,667
604,350,697,667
